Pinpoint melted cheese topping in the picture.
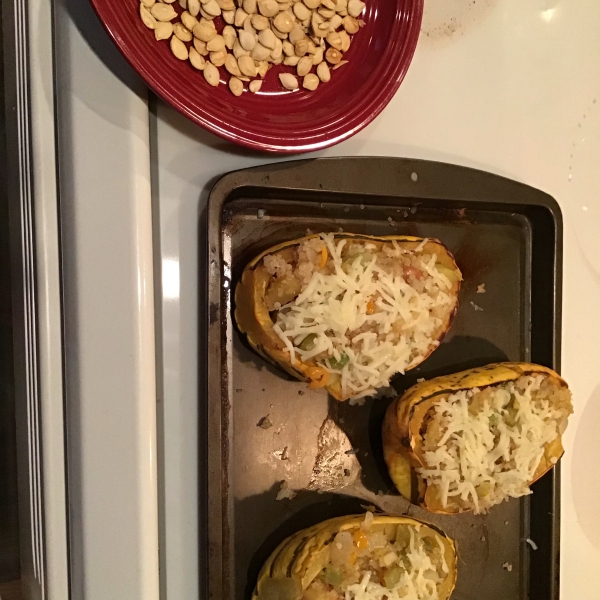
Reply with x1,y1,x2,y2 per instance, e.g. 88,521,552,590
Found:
417,375,569,513
343,528,441,600
274,234,455,400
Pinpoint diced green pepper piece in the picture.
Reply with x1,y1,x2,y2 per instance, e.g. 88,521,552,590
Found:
383,566,403,588
323,567,343,587
329,353,349,369
298,334,317,351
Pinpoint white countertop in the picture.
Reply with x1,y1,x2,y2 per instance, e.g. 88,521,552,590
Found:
58,0,600,598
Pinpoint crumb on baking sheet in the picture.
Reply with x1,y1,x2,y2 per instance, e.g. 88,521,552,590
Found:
345,449,358,456
361,504,377,512
502,562,513,572
274,446,289,461
276,480,296,501
470,301,484,311
257,415,273,429
417,377,425,383
477,283,486,294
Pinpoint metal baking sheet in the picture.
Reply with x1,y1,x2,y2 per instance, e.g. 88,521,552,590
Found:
206,157,562,600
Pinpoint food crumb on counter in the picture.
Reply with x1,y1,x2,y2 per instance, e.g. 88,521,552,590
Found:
505,520,509,525
276,480,297,501
502,562,513,572
257,415,273,429
525,538,538,550
481,535,486,542
477,283,486,294
470,301,484,311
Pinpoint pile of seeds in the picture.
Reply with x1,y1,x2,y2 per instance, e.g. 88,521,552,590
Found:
138,0,366,95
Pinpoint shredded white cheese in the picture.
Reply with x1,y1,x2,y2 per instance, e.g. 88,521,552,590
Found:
273,234,455,400
343,531,441,600
417,375,568,513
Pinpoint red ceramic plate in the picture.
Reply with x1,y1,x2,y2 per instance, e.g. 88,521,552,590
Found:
91,0,423,153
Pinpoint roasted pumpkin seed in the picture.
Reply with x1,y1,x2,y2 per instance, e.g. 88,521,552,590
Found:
316,60,330,81
209,49,227,66
258,0,278,17
229,76,244,96
279,72,299,89
174,22,193,42
296,55,312,76
140,3,156,29
189,47,206,69
224,53,242,76
325,46,342,64
302,72,319,90
170,35,189,60
348,0,365,17
203,61,220,86
154,20,173,40
238,55,258,76
150,3,177,21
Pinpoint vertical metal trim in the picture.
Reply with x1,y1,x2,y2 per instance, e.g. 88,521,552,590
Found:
4,0,49,595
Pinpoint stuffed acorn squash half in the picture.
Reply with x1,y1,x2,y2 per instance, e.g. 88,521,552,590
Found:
382,362,573,514
252,512,457,600
235,232,461,402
